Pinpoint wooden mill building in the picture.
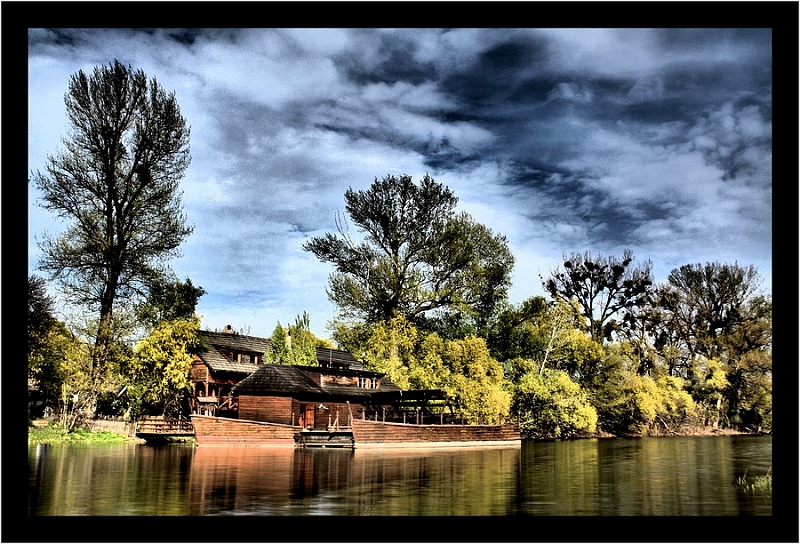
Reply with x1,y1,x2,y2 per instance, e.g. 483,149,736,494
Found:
189,326,452,428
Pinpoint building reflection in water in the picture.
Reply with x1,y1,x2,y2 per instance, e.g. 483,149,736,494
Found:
188,445,521,516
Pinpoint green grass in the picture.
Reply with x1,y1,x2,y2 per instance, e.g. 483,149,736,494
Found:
734,468,772,493
28,423,134,444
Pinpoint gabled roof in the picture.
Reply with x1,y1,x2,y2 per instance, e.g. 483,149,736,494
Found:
196,330,268,374
199,344,261,373
231,363,403,399
199,330,269,354
195,329,377,377
315,347,365,370
232,365,325,396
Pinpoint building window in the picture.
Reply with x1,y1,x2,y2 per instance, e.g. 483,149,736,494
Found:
359,377,377,389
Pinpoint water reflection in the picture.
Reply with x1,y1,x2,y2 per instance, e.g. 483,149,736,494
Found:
518,436,772,516
188,446,521,515
28,436,771,516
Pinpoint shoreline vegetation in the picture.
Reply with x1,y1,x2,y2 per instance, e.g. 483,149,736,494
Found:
28,417,764,446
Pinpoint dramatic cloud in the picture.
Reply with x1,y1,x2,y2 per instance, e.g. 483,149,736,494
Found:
28,27,772,338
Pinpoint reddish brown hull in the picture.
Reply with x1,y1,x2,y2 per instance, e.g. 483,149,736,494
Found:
191,415,298,447
350,419,521,449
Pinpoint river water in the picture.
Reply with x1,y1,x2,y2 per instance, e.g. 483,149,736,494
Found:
28,435,771,519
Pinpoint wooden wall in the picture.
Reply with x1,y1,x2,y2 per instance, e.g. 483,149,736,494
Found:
236,396,367,429
239,395,294,425
350,419,521,444
191,415,296,446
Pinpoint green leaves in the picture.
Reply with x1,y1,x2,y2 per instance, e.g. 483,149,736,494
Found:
127,317,201,417
514,368,597,439
304,174,513,326
266,312,319,366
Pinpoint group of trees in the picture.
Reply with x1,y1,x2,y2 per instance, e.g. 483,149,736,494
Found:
303,175,772,438
28,60,772,438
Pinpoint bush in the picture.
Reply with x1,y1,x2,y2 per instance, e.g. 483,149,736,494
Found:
514,368,597,439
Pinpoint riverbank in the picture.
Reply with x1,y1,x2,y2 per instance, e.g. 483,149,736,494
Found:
28,419,144,445
29,416,761,446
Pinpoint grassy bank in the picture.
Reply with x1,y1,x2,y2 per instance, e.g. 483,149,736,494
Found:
28,420,139,445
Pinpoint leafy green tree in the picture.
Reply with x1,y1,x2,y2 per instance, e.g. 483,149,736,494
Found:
53,332,95,431
486,296,549,364
339,315,511,422
546,329,606,386
29,276,58,361
303,174,514,327
659,262,768,359
687,356,731,428
137,276,205,329
28,276,62,412
542,249,654,343
32,60,192,414
358,315,419,389
441,336,512,424
266,322,290,364
266,312,319,366
125,317,201,418
287,312,317,366
514,368,598,439
657,262,771,428
654,375,697,431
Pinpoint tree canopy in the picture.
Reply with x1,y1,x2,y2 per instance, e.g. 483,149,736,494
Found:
32,59,192,411
303,174,514,328
265,312,318,366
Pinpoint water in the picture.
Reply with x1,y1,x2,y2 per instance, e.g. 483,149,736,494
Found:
28,436,772,518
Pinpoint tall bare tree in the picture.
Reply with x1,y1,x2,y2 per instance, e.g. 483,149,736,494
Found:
542,249,654,344
32,60,192,412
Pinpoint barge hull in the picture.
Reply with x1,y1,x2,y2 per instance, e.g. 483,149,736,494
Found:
349,419,521,448
191,415,297,447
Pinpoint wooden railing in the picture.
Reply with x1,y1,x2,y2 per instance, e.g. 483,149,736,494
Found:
135,416,194,436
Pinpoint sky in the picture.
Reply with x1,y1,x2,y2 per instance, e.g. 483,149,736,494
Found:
27,26,773,340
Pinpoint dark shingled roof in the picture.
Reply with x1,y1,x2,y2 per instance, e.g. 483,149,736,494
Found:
315,347,365,369
233,365,325,396
199,330,270,354
196,330,269,374
232,363,403,400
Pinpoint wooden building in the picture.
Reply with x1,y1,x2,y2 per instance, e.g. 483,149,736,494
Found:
189,326,268,416
189,327,521,448
231,357,408,430
189,326,421,422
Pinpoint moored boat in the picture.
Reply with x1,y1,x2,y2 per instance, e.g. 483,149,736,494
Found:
191,414,298,447
349,418,521,449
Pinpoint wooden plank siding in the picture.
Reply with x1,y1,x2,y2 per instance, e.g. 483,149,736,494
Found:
237,395,365,430
191,415,297,446
350,419,521,448
238,396,294,425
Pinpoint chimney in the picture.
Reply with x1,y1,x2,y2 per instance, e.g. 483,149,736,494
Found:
224,324,234,334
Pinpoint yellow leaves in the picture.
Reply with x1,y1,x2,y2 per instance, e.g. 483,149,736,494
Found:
129,317,200,410
516,369,598,437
